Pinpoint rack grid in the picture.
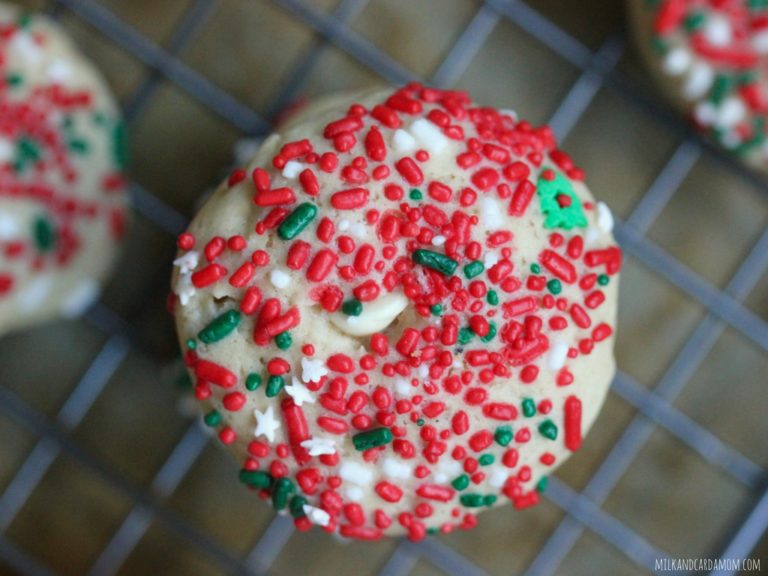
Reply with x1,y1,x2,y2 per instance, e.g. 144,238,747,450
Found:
0,0,766,575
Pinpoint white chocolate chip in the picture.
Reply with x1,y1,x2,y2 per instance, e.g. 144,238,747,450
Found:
330,291,408,337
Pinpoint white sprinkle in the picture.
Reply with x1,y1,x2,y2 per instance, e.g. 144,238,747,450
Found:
303,505,330,527
19,277,51,311
393,129,417,153
481,197,503,230
662,47,691,76
337,219,350,231
345,486,364,502
10,33,42,64
395,378,412,397
693,101,718,126
716,97,746,129
484,250,500,269
752,30,768,54
346,315,360,325
382,457,412,480
431,235,446,246
500,108,518,121
173,251,199,274
703,15,732,47
175,274,195,306
547,339,569,371
0,210,18,239
350,222,367,238
61,280,99,318
720,130,741,150
301,357,328,384
0,138,13,164
488,467,508,488
300,437,336,456
46,59,73,83
410,118,448,154
434,459,461,484
282,160,303,179
285,377,315,406
340,461,373,485
596,202,614,234
683,62,715,100
269,268,290,289
585,227,600,247
254,405,280,442
418,365,429,379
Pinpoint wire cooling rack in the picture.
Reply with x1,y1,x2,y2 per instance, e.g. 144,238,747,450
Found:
0,0,766,575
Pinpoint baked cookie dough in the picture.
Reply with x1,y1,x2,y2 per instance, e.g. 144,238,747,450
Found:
0,3,128,335
629,0,768,171
172,85,622,540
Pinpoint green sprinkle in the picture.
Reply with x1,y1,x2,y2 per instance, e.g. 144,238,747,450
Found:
112,121,128,170
266,375,285,397
198,309,242,344
458,327,474,345
522,398,536,418
452,474,470,491
5,73,22,87
289,495,308,518
494,426,513,447
479,454,495,466
33,216,56,252
275,331,292,350
650,36,668,56
487,290,499,306
409,188,423,201
536,477,549,493
272,477,295,510
278,202,317,240
238,470,272,489
539,419,558,441
427,527,439,535
480,321,497,343
245,373,262,391
547,279,562,295
597,274,610,286
460,493,486,508
483,495,497,506
204,410,221,427
463,260,484,279
352,427,393,451
430,304,443,316
530,263,541,274
68,139,89,154
537,169,588,230
417,418,425,426
342,299,363,316
710,74,733,106
185,338,197,350
683,11,705,31
412,249,458,276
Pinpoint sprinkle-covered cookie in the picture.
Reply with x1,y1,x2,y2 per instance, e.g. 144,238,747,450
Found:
0,3,127,335
172,86,621,541
629,0,768,170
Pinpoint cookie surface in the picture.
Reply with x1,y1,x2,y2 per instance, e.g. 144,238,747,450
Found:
0,3,128,335
172,85,621,540
629,0,768,171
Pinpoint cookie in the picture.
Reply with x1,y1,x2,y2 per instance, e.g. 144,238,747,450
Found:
172,85,622,541
629,0,768,171
0,3,128,335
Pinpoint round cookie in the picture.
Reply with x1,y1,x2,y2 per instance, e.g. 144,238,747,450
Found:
172,85,622,541
0,3,128,335
629,0,768,171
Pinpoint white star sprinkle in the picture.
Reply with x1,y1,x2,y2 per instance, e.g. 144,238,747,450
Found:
301,357,328,384
285,377,315,407
253,405,280,442
300,437,336,456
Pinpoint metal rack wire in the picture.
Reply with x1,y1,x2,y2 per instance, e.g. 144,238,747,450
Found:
0,0,766,574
